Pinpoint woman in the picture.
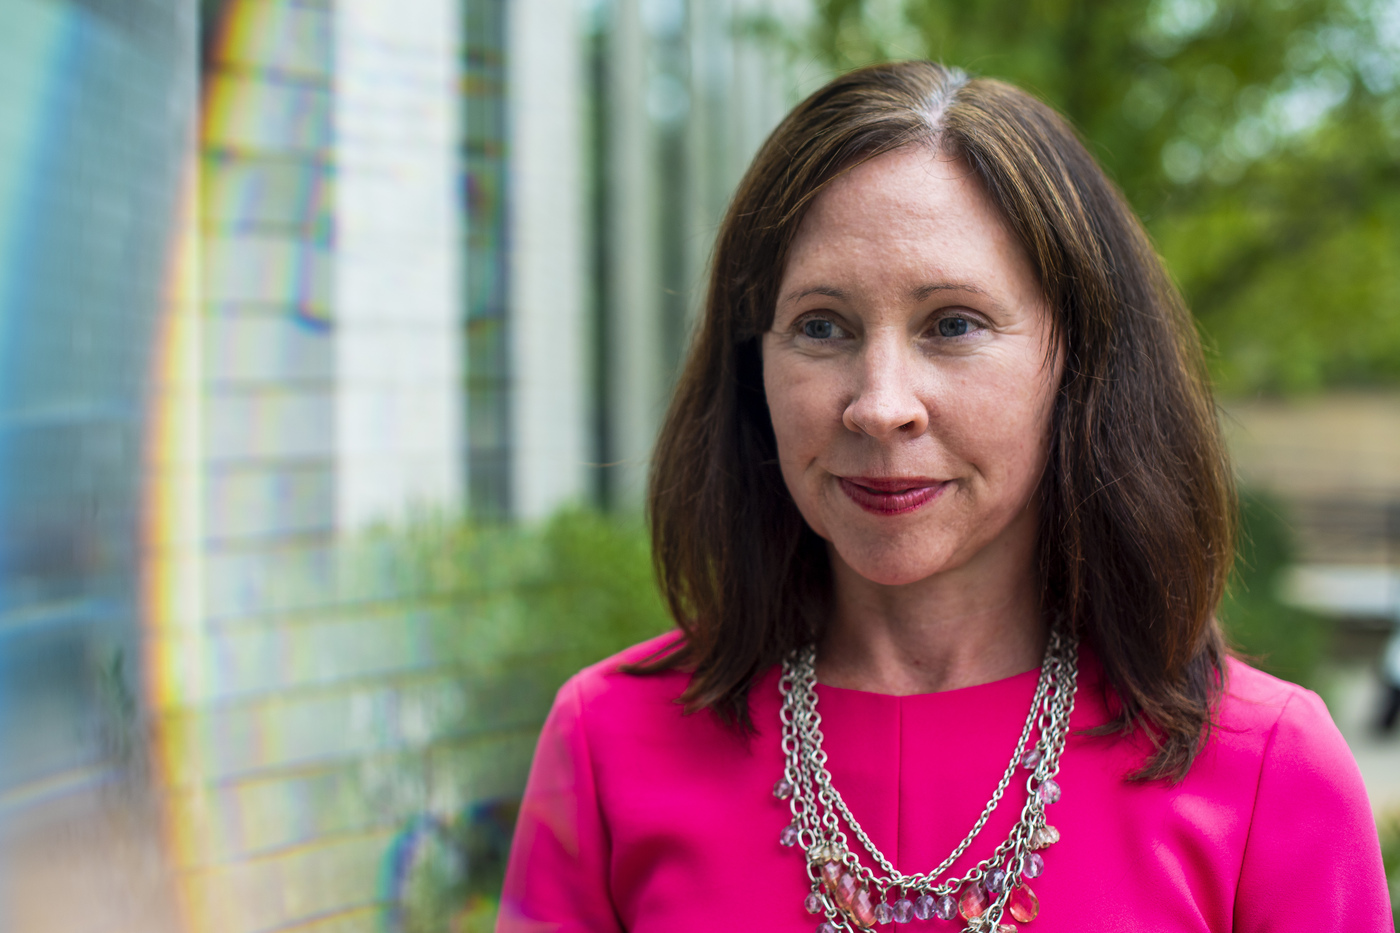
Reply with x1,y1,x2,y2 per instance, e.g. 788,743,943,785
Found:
498,62,1392,932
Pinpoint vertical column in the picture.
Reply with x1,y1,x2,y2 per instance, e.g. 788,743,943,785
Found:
335,0,463,530
463,0,512,517
507,0,589,520
684,0,801,305
603,0,664,508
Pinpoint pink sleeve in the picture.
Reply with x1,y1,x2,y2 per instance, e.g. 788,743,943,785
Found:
1233,688,1394,932
497,676,624,933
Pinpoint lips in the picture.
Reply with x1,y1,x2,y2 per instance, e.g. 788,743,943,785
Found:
837,476,948,515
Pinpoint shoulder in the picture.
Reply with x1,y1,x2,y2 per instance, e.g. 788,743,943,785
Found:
544,632,694,738
1217,666,1392,926
1216,657,1347,759
565,631,690,704
1212,657,1372,835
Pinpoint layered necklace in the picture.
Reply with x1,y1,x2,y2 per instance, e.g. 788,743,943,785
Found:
774,625,1079,933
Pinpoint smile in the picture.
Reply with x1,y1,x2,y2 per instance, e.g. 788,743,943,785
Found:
837,476,949,515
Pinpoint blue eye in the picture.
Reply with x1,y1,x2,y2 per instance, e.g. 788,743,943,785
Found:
938,316,970,337
802,319,836,339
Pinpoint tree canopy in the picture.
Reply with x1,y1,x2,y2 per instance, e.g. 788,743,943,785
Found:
791,0,1400,394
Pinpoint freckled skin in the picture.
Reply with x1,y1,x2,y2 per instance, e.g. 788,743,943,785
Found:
762,146,1063,688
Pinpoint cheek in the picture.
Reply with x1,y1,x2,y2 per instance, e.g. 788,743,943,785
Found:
950,357,1059,482
762,357,840,535
763,359,836,455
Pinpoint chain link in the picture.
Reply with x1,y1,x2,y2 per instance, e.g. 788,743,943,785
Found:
780,626,1080,931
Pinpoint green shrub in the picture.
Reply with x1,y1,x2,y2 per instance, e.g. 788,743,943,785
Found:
1217,490,1330,690
372,507,671,932
1380,810,1400,928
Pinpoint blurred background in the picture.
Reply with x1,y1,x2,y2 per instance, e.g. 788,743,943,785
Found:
0,0,1397,929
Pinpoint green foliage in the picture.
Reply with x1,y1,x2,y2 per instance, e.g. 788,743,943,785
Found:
372,508,672,933
1380,809,1400,928
377,505,670,680
1217,490,1330,688
774,0,1400,394
511,506,674,687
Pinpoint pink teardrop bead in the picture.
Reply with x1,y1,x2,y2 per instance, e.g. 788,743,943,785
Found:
958,880,989,919
1008,884,1039,923
820,861,843,890
851,885,877,929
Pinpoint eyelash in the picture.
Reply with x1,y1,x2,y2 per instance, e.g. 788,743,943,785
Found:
793,312,983,341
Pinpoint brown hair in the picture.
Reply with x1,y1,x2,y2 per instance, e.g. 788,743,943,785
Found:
641,61,1234,782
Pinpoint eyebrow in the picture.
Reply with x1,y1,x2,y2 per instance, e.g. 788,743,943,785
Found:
910,282,991,301
780,282,993,305
780,285,849,304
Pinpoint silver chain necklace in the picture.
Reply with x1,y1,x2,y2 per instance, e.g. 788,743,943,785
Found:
774,626,1079,932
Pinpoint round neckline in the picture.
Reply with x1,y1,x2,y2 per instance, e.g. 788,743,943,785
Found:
810,641,1100,703
813,662,1043,701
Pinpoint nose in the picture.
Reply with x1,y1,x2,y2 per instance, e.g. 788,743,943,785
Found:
841,338,930,438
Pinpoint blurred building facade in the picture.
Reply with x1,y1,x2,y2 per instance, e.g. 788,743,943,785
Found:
0,0,195,929
0,0,806,931
1224,395,1400,624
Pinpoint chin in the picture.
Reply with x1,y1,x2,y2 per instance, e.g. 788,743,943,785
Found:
833,540,953,587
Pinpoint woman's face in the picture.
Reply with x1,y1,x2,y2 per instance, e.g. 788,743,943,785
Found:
762,145,1062,588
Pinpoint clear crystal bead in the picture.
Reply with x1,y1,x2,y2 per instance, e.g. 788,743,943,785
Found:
892,898,914,922
875,902,895,924
912,894,935,920
983,867,1008,894
774,779,794,799
780,824,800,846
1037,777,1061,804
1024,852,1045,879
805,891,824,914
1020,747,1042,769
932,894,957,920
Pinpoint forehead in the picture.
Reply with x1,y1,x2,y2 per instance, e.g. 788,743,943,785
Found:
781,145,1039,300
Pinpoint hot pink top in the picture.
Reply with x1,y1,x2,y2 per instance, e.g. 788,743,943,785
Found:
498,633,1393,932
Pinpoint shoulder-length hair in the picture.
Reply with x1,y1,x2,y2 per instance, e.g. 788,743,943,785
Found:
642,60,1234,782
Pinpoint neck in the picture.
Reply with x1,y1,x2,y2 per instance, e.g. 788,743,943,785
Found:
816,542,1046,695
